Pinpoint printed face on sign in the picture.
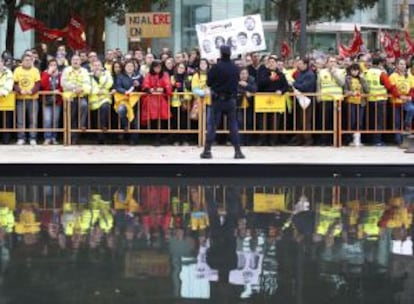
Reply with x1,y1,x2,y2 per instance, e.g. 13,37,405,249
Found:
215,36,225,49
237,32,248,46
202,40,212,54
251,33,262,46
244,17,256,31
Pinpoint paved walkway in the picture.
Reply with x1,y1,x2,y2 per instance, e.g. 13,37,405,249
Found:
0,145,412,165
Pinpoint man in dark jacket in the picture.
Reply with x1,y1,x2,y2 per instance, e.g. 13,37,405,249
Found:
237,67,257,145
290,58,317,145
201,45,245,159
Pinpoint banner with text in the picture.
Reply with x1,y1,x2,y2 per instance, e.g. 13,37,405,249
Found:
196,14,266,60
126,12,172,40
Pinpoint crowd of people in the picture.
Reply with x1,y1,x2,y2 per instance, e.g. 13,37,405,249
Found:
0,43,413,146
0,182,412,300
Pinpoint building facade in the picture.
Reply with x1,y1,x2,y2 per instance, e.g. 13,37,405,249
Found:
0,0,402,58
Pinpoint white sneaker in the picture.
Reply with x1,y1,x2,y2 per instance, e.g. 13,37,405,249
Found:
29,139,37,146
16,139,25,145
43,139,51,145
51,139,59,145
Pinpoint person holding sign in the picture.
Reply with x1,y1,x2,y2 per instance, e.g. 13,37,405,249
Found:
256,55,289,146
0,57,14,144
13,54,41,145
200,45,244,159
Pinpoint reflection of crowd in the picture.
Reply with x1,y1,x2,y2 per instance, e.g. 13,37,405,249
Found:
0,183,413,300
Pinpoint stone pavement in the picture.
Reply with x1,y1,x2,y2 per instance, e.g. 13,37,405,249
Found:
0,145,412,165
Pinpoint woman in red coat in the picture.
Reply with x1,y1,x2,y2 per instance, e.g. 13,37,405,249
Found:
141,60,172,141
40,59,63,145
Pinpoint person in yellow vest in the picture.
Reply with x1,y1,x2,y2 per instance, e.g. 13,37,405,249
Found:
61,54,91,144
191,58,211,122
88,60,113,144
389,58,414,145
317,56,344,145
0,56,14,144
13,53,41,145
365,57,394,146
104,49,114,72
0,206,14,233
344,63,369,146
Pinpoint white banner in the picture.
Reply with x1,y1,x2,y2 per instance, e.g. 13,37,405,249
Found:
196,14,267,60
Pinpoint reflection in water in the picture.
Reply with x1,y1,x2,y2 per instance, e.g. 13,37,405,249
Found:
0,180,413,303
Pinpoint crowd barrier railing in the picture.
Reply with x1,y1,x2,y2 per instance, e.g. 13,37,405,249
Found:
0,91,67,145
337,94,409,147
207,92,338,147
0,91,412,148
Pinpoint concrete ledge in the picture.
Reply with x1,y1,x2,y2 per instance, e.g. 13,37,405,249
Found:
0,146,412,177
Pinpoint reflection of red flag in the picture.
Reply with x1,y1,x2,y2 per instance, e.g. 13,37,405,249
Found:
15,11,44,31
392,33,401,58
39,28,66,42
281,41,291,58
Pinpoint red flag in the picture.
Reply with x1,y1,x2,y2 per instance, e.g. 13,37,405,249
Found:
68,15,85,35
15,11,44,31
338,25,363,57
380,31,394,57
39,28,66,42
65,16,87,50
404,30,414,55
392,33,401,58
294,20,301,36
281,41,291,58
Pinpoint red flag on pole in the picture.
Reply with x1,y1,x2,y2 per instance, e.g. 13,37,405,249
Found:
65,15,87,50
39,28,66,42
281,41,291,58
15,11,45,31
392,33,401,58
338,25,363,57
404,30,414,55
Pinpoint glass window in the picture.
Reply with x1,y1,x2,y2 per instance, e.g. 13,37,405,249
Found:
244,0,276,21
181,0,212,52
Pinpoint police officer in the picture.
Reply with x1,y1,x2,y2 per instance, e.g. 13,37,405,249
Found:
200,45,245,159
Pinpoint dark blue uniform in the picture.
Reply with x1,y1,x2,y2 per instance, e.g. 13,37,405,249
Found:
201,47,244,159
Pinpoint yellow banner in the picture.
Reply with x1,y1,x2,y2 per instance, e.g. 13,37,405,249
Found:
254,94,286,113
253,193,286,213
126,13,172,39
0,191,16,210
0,93,15,111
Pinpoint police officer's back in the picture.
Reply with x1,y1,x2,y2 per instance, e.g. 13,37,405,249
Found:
201,45,245,159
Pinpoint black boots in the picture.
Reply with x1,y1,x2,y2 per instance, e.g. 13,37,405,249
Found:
200,143,212,159
234,147,245,159
200,144,245,159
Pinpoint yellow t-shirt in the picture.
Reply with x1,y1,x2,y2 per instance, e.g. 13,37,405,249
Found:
389,72,412,104
13,66,40,99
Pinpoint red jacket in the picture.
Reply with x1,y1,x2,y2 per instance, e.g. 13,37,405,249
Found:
141,72,172,125
40,71,63,104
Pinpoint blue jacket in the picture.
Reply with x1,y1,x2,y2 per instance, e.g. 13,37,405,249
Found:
293,69,316,93
115,72,143,93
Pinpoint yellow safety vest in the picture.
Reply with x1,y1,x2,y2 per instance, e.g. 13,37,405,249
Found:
364,68,388,102
319,69,343,101
389,72,411,104
347,77,363,104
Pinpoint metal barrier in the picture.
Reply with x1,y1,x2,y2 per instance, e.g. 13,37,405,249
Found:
337,95,409,147
67,92,203,146
1,91,412,148
208,92,338,147
0,91,67,145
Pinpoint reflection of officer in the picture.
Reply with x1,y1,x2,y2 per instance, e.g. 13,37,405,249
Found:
200,45,245,159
